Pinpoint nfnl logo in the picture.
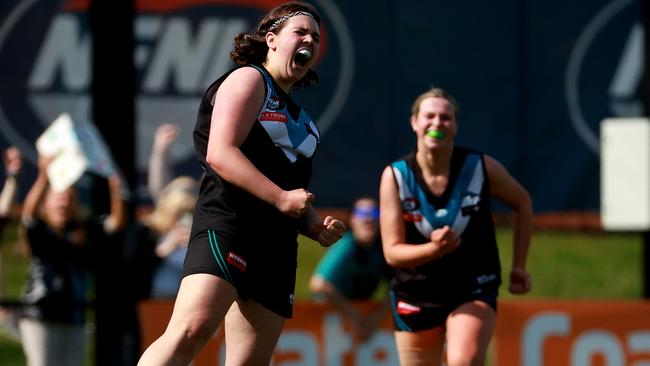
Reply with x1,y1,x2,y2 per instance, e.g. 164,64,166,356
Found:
564,0,642,155
0,0,353,173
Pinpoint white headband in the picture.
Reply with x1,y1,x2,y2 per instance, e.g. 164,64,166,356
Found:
268,11,315,31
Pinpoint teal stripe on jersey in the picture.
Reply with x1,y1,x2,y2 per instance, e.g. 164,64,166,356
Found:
208,230,232,282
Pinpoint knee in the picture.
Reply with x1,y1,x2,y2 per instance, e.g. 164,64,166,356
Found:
168,316,219,355
445,349,484,366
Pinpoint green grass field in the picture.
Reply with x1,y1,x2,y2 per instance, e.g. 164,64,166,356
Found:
0,224,644,365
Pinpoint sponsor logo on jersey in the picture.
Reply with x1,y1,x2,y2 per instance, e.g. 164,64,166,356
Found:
402,213,423,222
266,96,285,110
401,197,422,222
476,273,497,285
402,197,419,211
227,252,247,272
434,208,448,218
461,193,481,216
396,301,421,315
260,111,288,123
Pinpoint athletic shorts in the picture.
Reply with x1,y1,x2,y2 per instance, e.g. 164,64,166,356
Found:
390,291,498,332
182,228,298,318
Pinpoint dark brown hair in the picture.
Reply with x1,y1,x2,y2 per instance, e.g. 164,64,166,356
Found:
230,1,321,89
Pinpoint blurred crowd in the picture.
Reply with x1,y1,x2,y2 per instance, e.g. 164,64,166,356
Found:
0,123,199,365
0,121,390,366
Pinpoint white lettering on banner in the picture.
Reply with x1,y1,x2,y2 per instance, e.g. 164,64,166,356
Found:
29,15,89,91
523,312,571,366
629,332,650,364
276,332,319,366
609,23,644,117
522,313,650,366
214,312,398,365
571,331,624,366
355,331,399,366
28,15,248,94
202,19,248,90
324,313,353,366
142,17,248,93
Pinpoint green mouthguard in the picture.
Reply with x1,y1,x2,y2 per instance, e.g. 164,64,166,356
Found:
426,130,445,139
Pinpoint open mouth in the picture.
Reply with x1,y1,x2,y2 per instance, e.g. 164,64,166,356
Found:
294,48,312,67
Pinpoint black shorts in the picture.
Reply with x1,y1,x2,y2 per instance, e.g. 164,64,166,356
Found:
182,228,298,318
390,291,498,332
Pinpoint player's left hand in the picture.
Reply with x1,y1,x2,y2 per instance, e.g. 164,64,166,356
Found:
314,216,345,247
508,267,531,294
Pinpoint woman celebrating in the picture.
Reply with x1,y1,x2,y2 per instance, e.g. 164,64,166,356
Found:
379,87,533,366
138,2,345,365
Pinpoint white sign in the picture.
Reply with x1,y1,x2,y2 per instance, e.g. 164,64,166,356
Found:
36,113,115,192
600,117,650,230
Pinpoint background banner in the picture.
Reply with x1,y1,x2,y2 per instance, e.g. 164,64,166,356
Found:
0,0,643,211
138,300,650,366
494,300,650,366
138,300,399,366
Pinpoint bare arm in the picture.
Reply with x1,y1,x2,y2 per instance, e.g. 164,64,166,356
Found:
154,225,190,258
22,156,53,221
379,166,460,267
0,177,18,217
484,155,533,294
0,147,22,217
309,275,370,340
310,275,364,322
103,174,127,234
147,124,178,202
205,67,313,218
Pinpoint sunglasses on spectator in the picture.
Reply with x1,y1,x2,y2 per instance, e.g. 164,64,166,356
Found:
352,206,379,220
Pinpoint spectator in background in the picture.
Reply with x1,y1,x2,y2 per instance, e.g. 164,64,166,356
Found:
126,176,198,299
120,125,198,363
379,87,533,366
18,154,126,366
147,123,181,202
309,196,391,343
0,146,22,323
121,178,197,364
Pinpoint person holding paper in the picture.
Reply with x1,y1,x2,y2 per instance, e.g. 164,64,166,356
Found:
18,155,126,366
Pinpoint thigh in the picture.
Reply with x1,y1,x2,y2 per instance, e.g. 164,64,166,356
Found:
223,299,286,366
165,274,238,344
394,327,445,366
445,300,496,365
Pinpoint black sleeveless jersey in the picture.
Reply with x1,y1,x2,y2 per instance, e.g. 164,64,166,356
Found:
389,147,501,304
192,65,320,243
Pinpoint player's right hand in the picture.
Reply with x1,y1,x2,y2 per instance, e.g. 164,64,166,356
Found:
430,225,461,259
277,188,314,218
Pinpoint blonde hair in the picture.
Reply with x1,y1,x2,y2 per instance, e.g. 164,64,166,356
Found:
410,86,460,121
145,176,198,234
